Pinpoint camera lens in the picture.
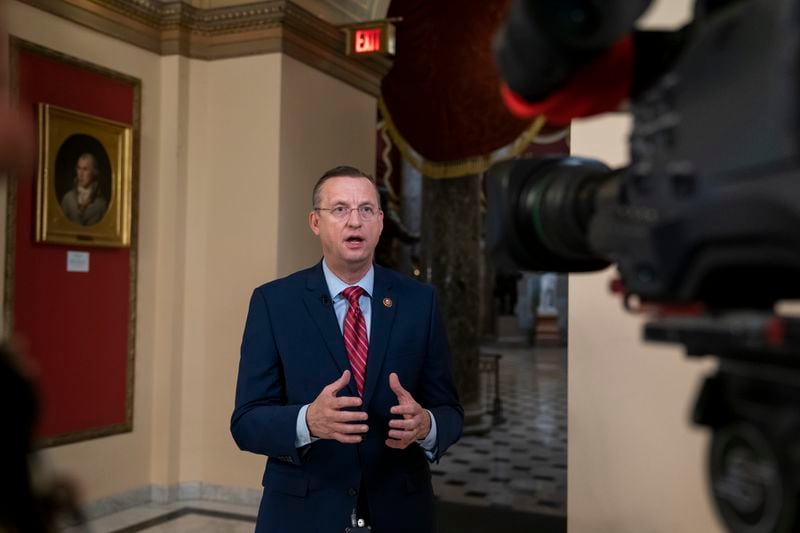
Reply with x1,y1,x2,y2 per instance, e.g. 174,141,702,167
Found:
487,156,615,272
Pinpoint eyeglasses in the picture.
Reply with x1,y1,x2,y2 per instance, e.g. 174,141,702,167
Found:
314,205,381,221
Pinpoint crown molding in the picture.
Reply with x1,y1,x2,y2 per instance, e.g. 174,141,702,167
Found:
17,0,391,96
291,0,390,26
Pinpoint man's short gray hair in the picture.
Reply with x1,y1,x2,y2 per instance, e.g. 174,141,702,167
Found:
311,165,378,208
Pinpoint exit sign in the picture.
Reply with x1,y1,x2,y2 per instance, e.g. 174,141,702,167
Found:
355,28,382,53
345,21,396,56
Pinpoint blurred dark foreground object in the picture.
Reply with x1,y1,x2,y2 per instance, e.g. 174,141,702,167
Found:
0,4,78,530
0,345,84,532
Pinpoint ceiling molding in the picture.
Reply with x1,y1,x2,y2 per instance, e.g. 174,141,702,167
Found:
291,0,390,25
17,0,391,96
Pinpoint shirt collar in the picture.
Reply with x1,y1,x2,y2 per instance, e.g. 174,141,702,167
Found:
321,259,374,300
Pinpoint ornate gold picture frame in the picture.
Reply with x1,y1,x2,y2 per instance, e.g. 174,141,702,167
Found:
36,103,132,247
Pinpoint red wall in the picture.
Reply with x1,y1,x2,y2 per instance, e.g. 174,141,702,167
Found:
14,47,136,441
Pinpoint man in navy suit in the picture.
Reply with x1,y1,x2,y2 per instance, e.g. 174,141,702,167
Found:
231,166,463,533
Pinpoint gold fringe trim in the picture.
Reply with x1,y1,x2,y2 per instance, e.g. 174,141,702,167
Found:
378,97,548,179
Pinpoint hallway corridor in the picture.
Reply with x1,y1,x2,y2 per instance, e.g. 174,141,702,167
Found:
432,344,568,516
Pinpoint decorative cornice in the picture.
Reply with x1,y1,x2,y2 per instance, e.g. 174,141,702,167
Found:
17,0,391,96
292,0,390,26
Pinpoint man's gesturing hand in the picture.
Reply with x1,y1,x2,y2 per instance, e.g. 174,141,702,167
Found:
307,370,368,444
386,372,431,449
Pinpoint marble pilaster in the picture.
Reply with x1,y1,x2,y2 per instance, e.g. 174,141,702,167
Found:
399,159,423,276
421,173,484,428
480,234,497,339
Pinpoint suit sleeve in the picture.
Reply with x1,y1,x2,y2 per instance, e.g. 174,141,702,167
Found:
230,288,304,464
420,288,464,461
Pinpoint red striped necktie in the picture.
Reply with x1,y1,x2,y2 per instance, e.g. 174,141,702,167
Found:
342,286,368,396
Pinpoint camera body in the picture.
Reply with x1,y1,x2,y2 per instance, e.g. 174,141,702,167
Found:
490,0,800,309
490,1,800,532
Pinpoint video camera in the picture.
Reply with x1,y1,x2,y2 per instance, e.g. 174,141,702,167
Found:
489,1,800,532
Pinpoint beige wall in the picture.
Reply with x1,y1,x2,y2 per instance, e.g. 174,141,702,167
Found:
148,53,191,489
567,1,725,531
197,53,284,487
6,0,377,501
276,54,377,278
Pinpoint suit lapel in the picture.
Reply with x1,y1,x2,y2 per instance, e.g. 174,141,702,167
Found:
302,262,358,396
363,264,397,409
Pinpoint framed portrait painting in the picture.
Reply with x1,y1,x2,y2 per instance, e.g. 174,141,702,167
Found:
36,103,132,247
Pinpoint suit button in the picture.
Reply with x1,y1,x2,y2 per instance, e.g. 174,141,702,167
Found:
347,488,358,497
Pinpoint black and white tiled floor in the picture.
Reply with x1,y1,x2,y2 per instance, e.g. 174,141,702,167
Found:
432,343,568,516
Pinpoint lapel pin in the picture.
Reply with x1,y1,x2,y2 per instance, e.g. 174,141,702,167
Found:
383,297,393,308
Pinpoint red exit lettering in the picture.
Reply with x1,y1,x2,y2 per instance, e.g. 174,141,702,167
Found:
355,28,382,53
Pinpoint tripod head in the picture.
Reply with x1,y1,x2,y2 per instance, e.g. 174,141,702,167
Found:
647,313,800,532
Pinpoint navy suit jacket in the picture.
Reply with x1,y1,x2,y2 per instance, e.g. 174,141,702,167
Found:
231,262,463,533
